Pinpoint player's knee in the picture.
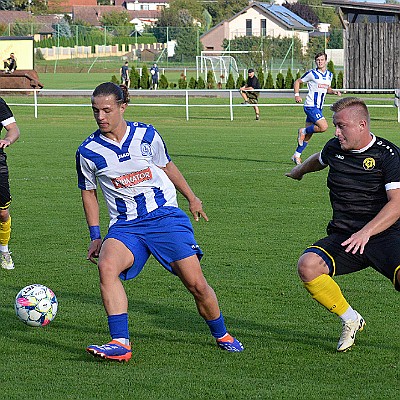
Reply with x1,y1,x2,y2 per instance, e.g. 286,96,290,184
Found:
297,252,325,282
318,120,328,132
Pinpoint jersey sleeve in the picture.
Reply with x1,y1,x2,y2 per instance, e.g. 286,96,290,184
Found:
382,146,400,190
151,128,171,168
0,98,14,126
300,70,312,83
76,147,97,190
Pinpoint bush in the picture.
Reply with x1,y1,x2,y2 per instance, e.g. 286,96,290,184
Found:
140,64,150,89
265,71,274,89
337,71,343,89
328,60,336,88
257,68,264,89
178,77,187,89
206,70,215,89
130,67,140,89
35,48,45,61
188,77,197,89
111,74,119,84
276,71,285,89
236,73,245,89
284,68,294,89
169,82,177,89
197,76,205,89
159,74,169,89
225,73,235,89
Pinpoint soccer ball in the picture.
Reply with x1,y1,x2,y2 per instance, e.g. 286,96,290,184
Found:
15,284,58,327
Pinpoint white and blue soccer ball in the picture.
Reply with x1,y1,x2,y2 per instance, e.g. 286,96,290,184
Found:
15,284,58,327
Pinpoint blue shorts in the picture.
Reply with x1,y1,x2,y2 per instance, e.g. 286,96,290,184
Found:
304,107,324,124
104,206,203,281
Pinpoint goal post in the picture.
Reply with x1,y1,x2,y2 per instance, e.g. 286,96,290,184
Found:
196,50,264,85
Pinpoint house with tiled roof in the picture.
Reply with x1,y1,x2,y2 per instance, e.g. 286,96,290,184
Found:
200,1,314,52
48,0,97,14
72,5,160,27
119,0,170,11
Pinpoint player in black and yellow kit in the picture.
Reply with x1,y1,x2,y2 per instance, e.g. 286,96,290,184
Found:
0,97,20,269
286,97,400,352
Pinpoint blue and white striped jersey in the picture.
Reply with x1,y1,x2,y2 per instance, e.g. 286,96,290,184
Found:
76,121,178,226
301,69,333,109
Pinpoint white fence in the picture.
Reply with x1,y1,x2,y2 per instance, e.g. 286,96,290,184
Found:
2,88,399,122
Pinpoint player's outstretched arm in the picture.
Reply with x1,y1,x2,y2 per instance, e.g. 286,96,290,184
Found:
285,152,326,180
162,161,209,222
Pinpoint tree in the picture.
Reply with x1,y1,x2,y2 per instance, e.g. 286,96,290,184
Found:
140,65,150,89
265,71,274,89
159,74,169,89
337,70,343,89
173,25,202,62
53,19,72,38
206,70,215,89
197,76,205,89
236,73,245,89
257,68,264,89
285,68,294,89
283,2,319,27
188,77,197,89
0,0,13,10
298,0,341,29
205,0,249,25
225,73,235,89
100,11,131,27
276,72,285,89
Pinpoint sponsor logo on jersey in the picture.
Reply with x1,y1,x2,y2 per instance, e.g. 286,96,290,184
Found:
318,83,329,89
112,167,152,188
117,152,131,161
363,157,375,170
335,154,344,160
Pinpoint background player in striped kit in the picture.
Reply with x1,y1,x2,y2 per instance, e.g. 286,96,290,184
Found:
0,97,20,270
76,82,243,362
291,52,341,165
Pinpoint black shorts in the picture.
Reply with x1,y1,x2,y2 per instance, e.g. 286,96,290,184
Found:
304,230,400,290
0,152,11,209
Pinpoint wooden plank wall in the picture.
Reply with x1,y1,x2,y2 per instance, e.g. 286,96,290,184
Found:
344,23,400,89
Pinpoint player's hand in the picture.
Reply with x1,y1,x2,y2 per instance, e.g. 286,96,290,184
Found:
341,230,370,255
0,139,12,148
87,238,102,264
295,95,302,103
285,166,303,181
189,196,209,222
336,91,342,97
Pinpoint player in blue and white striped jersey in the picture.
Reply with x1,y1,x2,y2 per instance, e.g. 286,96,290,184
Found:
76,82,243,361
291,52,341,165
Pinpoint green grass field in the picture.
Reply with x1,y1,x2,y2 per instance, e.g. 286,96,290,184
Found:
0,96,399,399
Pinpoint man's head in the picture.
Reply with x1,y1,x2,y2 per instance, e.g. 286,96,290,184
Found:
248,68,255,76
91,82,130,134
124,61,128,65
314,52,327,69
331,97,371,151
10,53,14,58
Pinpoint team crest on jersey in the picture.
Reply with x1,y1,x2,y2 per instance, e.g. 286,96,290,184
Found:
141,143,152,156
363,157,375,170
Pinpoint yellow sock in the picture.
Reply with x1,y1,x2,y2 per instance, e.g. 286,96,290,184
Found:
303,274,349,316
0,216,11,246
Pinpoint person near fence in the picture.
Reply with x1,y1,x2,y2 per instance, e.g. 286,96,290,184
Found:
0,97,20,269
76,82,244,362
3,53,17,74
240,68,261,120
286,97,400,352
120,61,130,87
150,63,159,90
291,52,341,165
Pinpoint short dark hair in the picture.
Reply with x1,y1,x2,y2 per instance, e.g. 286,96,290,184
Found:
92,82,130,104
314,52,327,61
248,68,254,73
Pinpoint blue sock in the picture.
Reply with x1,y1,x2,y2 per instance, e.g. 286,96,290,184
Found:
305,125,315,135
206,313,227,339
295,142,308,154
108,313,130,340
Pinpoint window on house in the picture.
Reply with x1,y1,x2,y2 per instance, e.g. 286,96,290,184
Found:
246,19,252,36
261,19,266,36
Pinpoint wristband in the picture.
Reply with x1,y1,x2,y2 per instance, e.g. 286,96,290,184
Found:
294,93,300,97
89,225,101,241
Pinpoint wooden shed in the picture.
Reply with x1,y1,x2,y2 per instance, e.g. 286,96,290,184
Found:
323,0,400,89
